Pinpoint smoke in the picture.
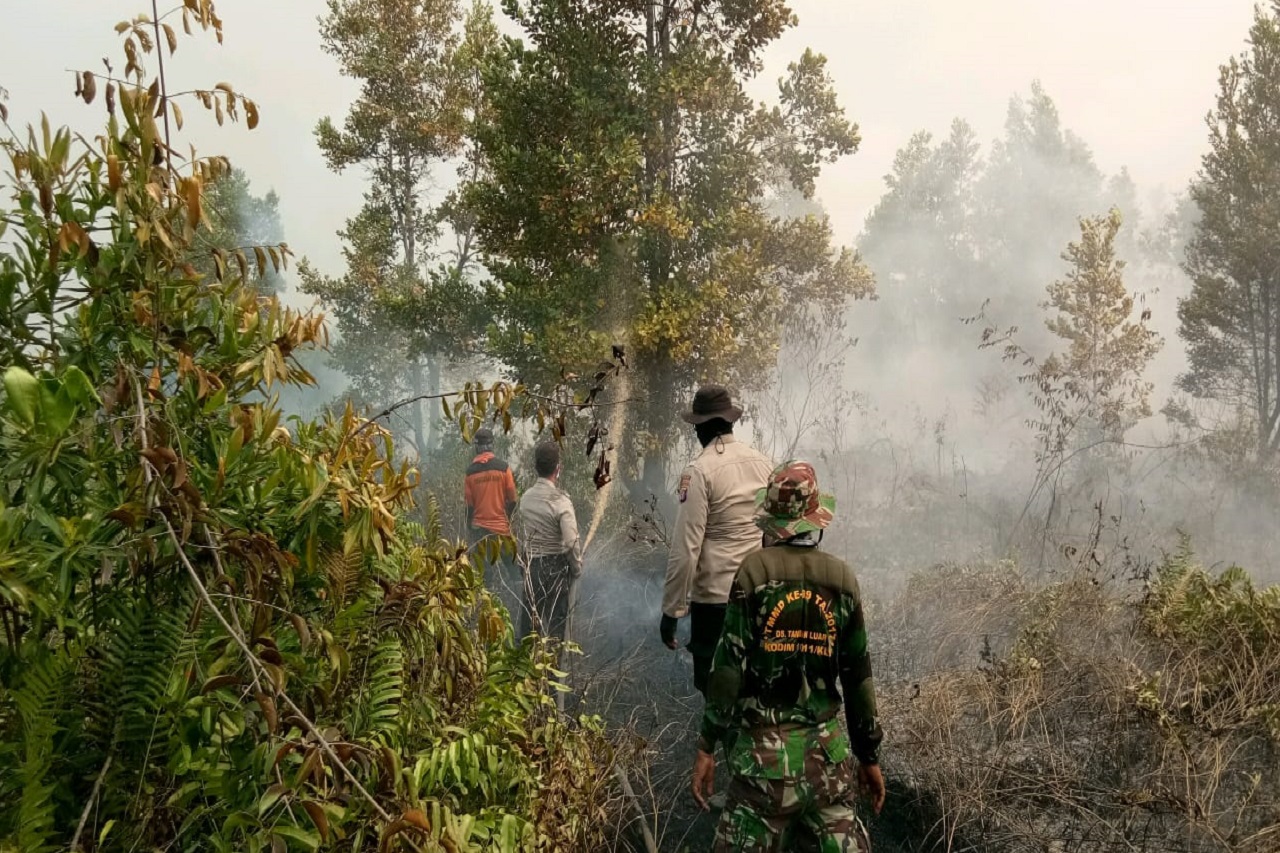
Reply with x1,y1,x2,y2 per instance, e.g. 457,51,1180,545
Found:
750,84,1280,590
304,82,1277,853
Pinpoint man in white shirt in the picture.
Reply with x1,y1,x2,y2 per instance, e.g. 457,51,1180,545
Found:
516,440,582,644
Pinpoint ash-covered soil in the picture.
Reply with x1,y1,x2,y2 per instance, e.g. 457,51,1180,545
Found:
561,549,932,852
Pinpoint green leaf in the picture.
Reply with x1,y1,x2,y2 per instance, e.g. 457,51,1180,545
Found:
38,379,76,435
3,366,39,425
258,782,288,817
271,825,321,851
60,365,102,408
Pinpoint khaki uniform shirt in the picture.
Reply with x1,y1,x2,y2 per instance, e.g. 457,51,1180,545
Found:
662,435,773,618
517,478,583,573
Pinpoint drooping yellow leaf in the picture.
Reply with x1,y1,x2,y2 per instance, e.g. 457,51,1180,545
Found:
59,221,91,259
153,220,174,251
245,98,259,130
184,176,202,230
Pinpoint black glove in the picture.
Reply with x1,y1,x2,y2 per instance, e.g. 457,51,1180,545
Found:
660,614,679,649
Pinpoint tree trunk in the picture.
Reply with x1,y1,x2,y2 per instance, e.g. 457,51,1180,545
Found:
636,0,677,503
409,360,428,461
427,357,441,454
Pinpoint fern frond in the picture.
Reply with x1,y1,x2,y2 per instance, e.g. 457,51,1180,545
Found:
413,731,528,805
323,548,364,610
10,647,74,853
423,495,443,544
352,636,403,747
84,590,196,784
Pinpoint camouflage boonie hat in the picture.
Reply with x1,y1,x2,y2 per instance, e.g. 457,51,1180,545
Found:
755,460,835,540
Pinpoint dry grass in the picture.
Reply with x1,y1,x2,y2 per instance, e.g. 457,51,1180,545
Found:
880,554,1280,853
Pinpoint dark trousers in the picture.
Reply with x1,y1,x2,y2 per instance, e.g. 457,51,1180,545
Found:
520,553,576,644
469,528,526,637
689,601,728,696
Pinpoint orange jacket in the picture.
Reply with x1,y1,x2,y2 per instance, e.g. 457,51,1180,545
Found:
464,452,517,536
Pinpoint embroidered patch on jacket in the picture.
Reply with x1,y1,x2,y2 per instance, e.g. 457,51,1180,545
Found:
678,473,691,503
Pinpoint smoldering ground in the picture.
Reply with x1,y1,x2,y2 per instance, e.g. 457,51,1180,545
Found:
555,545,927,853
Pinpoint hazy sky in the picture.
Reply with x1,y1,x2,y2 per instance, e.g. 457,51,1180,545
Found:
0,1,1260,286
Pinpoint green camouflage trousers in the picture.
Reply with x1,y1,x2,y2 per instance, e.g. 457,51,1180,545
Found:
713,722,871,852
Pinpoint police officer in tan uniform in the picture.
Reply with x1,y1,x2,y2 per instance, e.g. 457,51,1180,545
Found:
660,385,774,695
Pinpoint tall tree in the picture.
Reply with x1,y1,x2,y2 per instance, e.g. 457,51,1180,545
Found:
858,84,1148,429
975,82,1110,326
467,0,873,492
861,85,1143,350
300,0,493,457
1179,2,1280,463
979,211,1162,548
1036,210,1162,449
859,119,983,350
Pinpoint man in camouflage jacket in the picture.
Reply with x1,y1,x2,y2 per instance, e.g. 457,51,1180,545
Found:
692,461,886,852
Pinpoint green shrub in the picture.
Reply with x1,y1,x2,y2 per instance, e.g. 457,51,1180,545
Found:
0,5,618,850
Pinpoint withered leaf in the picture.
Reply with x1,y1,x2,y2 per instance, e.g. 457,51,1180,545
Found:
200,673,242,694
255,691,278,733
302,801,330,842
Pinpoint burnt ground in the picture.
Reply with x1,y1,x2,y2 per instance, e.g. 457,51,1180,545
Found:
560,549,938,853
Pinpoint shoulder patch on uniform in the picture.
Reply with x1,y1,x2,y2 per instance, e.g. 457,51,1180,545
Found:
678,473,691,503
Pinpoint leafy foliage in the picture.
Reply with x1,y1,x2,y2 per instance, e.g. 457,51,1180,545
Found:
0,5,620,850
467,0,874,484
300,0,496,457
1179,1,1280,465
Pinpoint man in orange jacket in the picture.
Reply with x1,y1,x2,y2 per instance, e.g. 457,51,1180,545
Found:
464,427,521,624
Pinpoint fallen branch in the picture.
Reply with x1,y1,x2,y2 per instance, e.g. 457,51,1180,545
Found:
614,764,659,853
69,755,112,852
